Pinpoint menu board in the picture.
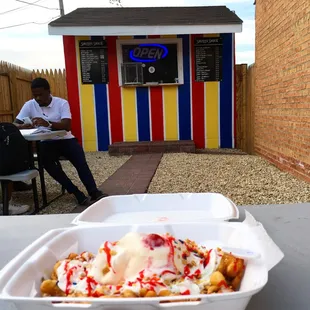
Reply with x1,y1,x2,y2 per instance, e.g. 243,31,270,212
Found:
194,37,222,82
79,40,108,84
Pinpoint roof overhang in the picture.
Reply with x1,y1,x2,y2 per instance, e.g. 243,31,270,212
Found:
48,24,242,36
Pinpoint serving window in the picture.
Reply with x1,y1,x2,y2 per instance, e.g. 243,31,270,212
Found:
116,38,183,86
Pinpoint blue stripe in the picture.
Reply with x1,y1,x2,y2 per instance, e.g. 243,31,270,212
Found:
91,36,110,151
220,34,233,148
134,35,151,141
177,35,191,140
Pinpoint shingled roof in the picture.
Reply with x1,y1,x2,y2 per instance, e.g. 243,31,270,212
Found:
48,6,243,36
49,6,242,27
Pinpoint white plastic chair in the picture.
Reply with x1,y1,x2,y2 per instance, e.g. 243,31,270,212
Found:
0,169,39,216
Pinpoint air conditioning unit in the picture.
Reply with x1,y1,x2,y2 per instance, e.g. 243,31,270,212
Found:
121,63,144,85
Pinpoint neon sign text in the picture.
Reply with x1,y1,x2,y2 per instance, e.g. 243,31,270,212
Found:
129,43,168,62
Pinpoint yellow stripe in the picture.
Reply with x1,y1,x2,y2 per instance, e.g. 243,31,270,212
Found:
119,36,138,141
163,86,178,140
76,36,97,151
161,35,178,140
205,82,219,148
204,34,219,148
161,35,176,38
122,88,137,141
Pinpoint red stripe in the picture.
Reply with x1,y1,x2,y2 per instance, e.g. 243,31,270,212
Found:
150,87,164,140
190,34,205,149
63,36,82,144
107,36,123,143
147,35,164,141
233,34,237,148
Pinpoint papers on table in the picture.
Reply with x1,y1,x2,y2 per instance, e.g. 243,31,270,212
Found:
20,127,52,136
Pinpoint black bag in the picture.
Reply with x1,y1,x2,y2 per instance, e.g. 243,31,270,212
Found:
0,123,30,176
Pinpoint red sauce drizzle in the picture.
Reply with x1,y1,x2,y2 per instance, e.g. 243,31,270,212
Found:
186,269,201,280
184,265,191,276
65,266,77,295
217,280,228,288
181,289,190,295
139,270,145,279
86,277,98,296
166,236,176,269
194,269,201,277
103,241,115,273
64,261,69,272
203,249,212,267
161,270,176,276
92,291,103,298
142,278,166,287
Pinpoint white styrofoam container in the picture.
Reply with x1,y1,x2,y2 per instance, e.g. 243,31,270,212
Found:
71,193,239,226
0,220,279,310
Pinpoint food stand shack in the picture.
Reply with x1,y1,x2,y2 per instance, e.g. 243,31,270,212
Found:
48,6,243,151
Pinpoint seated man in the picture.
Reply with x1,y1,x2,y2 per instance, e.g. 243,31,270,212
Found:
14,77,107,205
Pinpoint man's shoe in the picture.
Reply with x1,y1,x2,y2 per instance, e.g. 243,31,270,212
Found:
73,190,89,206
0,203,30,215
90,190,109,202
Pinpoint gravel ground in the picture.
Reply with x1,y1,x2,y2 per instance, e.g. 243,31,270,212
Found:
148,153,310,205
2,152,130,214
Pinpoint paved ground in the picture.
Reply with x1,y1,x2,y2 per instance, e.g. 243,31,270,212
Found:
71,154,162,213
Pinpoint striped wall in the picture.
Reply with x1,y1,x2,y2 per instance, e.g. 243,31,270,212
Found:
63,34,235,151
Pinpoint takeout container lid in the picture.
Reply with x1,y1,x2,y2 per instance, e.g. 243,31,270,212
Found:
71,193,239,226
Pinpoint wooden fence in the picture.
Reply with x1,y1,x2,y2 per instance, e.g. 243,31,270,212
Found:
235,63,255,154
0,60,255,153
0,61,66,123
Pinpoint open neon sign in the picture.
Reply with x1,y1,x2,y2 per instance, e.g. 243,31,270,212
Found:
129,43,168,62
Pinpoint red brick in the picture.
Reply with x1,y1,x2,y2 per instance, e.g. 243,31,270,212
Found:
254,0,310,181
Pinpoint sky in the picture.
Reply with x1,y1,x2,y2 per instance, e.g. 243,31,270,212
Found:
0,0,255,70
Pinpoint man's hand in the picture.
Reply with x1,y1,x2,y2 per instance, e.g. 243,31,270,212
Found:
32,117,49,127
14,123,33,129
21,123,34,129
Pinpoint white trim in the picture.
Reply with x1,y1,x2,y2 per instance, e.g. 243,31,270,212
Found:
49,24,242,36
116,38,184,87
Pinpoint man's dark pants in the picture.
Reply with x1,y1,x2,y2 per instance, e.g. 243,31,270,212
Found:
39,138,97,196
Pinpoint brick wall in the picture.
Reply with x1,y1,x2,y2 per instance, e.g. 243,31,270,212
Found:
255,1,310,181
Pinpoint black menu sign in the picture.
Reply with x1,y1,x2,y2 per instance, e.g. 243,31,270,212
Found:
79,40,108,84
194,37,222,82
